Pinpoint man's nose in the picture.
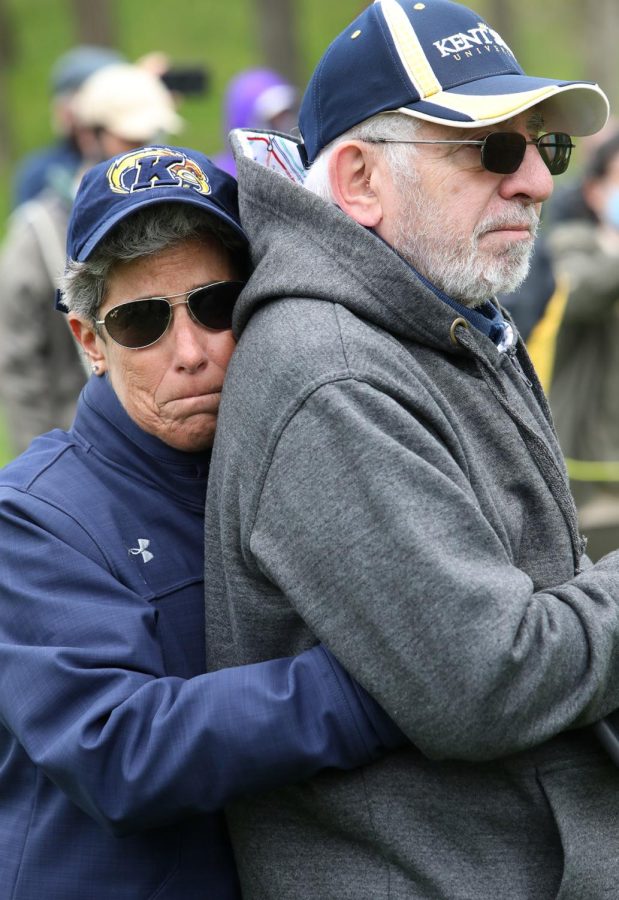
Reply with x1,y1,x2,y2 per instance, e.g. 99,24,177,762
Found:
498,142,554,205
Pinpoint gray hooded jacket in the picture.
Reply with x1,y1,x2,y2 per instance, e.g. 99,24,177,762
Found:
205,133,619,899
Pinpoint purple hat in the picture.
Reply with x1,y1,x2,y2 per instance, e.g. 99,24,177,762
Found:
223,68,298,133
298,0,609,165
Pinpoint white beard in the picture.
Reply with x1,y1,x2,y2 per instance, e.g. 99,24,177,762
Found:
390,177,539,308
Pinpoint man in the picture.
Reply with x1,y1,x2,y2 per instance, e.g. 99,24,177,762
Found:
205,1,619,897
0,63,182,455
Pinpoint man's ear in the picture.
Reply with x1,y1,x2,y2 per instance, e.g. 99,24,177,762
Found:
328,141,384,228
68,314,107,374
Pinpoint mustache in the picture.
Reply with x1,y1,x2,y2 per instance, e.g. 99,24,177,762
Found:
474,205,540,240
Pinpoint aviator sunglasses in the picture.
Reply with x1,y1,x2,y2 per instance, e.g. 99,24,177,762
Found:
95,281,246,349
365,131,575,176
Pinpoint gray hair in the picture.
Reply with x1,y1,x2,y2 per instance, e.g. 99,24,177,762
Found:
60,202,247,322
303,112,423,202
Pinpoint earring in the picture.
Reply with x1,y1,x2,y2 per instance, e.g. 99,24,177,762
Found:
92,364,100,374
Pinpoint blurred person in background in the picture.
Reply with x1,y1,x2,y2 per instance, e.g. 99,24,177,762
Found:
69,61,184,162
543,116,619,228
11,44,125,210
503,118,619,394
547,129,619,561
213,67,298,176
0,62,183,456
0,144,401,899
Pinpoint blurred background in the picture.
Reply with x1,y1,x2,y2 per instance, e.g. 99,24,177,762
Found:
0,0,616,466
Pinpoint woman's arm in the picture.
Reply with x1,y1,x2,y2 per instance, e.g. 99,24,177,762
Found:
0,488,402,836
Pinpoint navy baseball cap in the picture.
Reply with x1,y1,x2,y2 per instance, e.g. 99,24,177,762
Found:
57,146,247,310
298,0,609,165
66,145,247,264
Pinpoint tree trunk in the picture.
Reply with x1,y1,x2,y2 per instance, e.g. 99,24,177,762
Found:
252,0,300,86
582,0,618,117
71,0,115,48
0,0,15,164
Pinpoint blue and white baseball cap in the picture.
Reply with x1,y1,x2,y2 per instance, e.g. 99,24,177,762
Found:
57,146,247,310
67,145,247,264
298,0,609,165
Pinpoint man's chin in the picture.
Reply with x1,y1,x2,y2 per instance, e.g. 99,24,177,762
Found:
493,257,533,296
392,234,532,304
446,257,532,306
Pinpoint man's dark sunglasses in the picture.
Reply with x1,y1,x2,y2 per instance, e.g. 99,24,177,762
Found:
365,131,575,176
95,281,246,349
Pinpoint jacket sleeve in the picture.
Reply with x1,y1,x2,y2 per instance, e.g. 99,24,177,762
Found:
0,208,85,454
0,488,402,836
249,377,619,762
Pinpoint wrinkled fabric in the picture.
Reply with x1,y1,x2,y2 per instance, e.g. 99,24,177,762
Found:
0,374,398,900
204,133,619,899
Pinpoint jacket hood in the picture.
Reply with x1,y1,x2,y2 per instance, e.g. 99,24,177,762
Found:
230,128,511,368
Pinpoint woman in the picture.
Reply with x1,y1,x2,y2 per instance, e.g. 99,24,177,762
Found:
0,146,400,899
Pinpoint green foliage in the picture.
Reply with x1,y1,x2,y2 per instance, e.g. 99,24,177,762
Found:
0,0,601,228
0,0,364,231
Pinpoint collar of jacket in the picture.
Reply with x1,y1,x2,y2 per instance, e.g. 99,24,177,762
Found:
73,374,210,511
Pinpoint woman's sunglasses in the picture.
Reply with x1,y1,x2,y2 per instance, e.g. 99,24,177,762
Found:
95,281,246,350
365,131,575,176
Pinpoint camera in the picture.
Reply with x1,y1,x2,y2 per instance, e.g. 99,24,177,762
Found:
160,66,209,96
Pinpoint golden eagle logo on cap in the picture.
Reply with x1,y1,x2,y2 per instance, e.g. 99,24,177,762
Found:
107,147,211,195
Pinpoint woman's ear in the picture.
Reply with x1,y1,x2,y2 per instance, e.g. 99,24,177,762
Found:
328,141,385,228
68,314,107,375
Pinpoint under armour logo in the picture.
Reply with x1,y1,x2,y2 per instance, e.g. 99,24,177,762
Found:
129,539,154,563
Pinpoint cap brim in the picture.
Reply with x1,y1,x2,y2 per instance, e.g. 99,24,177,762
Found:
77,192,247,262
397,74,609,136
